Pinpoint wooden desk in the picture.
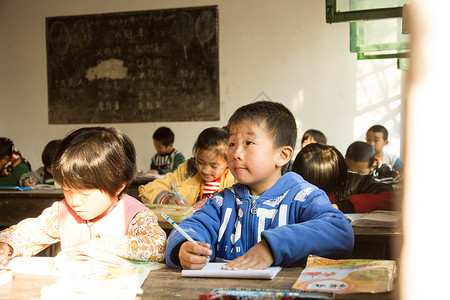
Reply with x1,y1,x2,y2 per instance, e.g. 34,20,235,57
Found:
351,226,402,260
2,266,397,300
128,176,158,200
0,189,64,229
155,219,403,260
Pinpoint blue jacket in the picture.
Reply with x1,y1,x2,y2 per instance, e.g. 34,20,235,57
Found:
165,172,354,268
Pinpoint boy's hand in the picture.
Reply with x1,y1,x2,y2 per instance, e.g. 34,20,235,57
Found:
192,198,208,210
0,243,12,266
24,178,36,187
179,241,212,270
222,239,274,270
147,169,158,175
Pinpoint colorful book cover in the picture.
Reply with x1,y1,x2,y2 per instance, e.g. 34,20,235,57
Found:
292,255,397,294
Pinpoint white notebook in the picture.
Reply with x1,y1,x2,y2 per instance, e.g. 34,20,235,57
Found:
181,263,282,280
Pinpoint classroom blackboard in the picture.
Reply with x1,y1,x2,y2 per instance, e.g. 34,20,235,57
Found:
45,6,219,124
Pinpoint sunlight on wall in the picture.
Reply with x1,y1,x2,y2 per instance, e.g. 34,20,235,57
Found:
291,89,305,130
291,89,305,156
353,59,403,156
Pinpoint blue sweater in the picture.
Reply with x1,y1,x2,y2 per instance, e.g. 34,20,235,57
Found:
166,172,354,268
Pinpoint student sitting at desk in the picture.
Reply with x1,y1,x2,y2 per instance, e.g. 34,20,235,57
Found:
146,126,185,175
0,137,32,186
366,124,403,171
19,139,62,187
300,129,327,148
165,101,354,270
344,141,376,175
0,127,166,266
292,143,397,213
345,141,401,185
139,127,235,210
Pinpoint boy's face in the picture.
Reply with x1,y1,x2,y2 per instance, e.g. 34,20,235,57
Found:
345,158,372,175
45,166,53,175
227,120,292,196
301,136,316,148
366,131,388,155
195,148,228,182
62,187,118,222
153,139,173,155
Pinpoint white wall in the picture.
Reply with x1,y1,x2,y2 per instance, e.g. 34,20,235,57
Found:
0,0,404,171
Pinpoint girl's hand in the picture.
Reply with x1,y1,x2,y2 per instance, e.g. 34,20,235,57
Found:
179,241,212,270
222,239,274,270
0,243,12,266
161,194,187,206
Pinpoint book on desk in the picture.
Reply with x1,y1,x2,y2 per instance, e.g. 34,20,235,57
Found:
345,210,401,229
292,255,397,294
0,186,32,191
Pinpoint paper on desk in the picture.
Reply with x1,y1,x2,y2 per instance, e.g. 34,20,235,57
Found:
40,248,166,299
3,257,59,276
32,184,62,190
182,262,282,279
135,173,165,179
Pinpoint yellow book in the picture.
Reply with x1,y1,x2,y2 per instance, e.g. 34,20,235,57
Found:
292,255,397,294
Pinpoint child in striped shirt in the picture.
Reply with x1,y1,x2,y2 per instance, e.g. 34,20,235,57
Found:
139,127,235,210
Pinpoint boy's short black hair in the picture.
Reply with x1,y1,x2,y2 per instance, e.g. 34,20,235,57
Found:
193,127,228,160
153,127,175,146
301,129,327,144
292,143,347,194
226,101,297,149
367,125,389,141
0,138,13,159
52,127,135,198
42,139,62,168
345,141,375,168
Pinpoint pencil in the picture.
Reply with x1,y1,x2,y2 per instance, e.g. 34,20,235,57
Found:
161,212,198,245
27,171,32,179
169,181,185,205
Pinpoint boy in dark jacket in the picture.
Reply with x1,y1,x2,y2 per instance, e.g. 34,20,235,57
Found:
293,143,397,213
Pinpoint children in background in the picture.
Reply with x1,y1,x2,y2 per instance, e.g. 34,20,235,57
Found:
139,127,235,210
19,139,62,187
366,125,403,171
0,127,166,266
301,129,327,148
346,141,401,185
292,143,396,213
165,101,354,270
282,128,327,174
0,138,32,186
345,141,376,175
147,126,185,175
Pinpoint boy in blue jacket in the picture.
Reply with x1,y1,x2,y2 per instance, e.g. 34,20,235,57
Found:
165,101,354,270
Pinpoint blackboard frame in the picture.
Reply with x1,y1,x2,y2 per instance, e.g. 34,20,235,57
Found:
45,6,219,124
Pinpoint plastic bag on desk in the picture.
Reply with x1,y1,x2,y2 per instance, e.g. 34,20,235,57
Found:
145,204,194,223
40,248,146,300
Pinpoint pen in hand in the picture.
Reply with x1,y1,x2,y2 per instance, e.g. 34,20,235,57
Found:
161,212,198,245
169,182,186,205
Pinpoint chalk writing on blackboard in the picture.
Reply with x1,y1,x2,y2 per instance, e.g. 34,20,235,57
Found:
46,6,219,124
